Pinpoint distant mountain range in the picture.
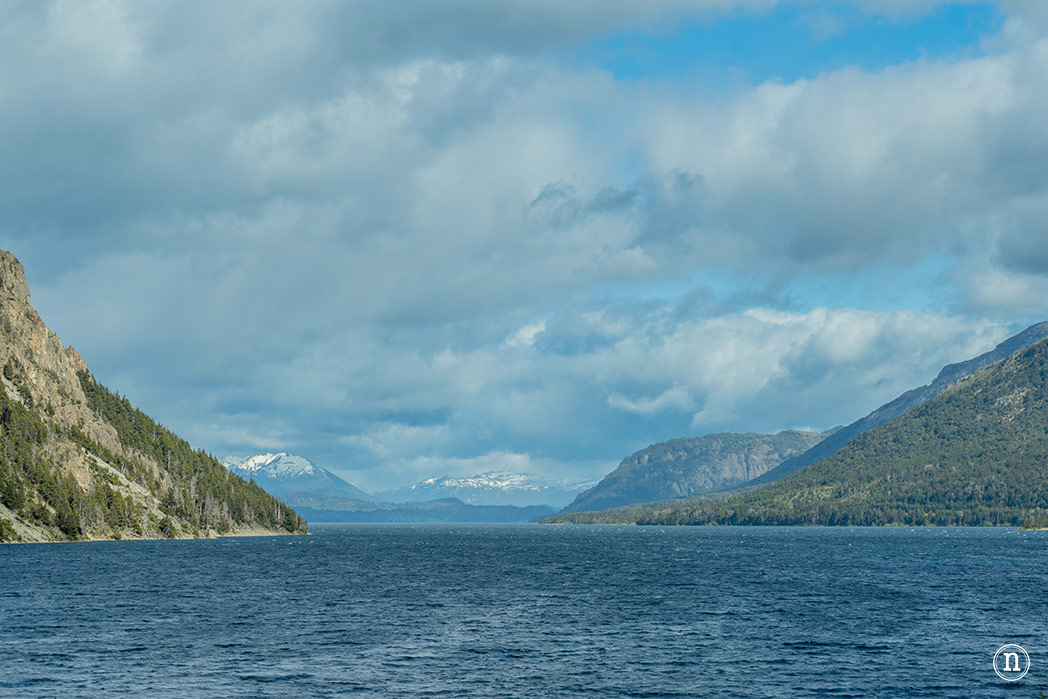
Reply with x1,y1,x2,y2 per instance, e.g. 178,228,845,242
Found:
561,430,828,513
223,454,576,521
548,325,1048,526
280,492,556,523
379,471,592,508
222,453,375,501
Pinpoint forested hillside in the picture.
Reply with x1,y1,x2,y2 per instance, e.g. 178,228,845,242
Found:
0,250,306,542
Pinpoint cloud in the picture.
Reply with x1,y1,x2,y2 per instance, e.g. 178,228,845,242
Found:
306,305,1006,487
585,307,1007,432
352,450,609,492
0,1,1043,490
996,220,1048,275
9,1,1037,297
953,259,1048,317
608,384,699,415
505,321,547,348
338,423,454,459
634,55,1023,273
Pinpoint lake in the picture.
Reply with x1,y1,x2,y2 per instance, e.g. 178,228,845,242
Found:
1,524,1046,697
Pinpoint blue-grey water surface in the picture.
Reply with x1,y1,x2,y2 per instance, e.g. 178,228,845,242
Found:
2,524,1047,697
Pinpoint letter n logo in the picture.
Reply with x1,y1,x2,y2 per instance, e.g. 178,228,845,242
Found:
993,644,1030,681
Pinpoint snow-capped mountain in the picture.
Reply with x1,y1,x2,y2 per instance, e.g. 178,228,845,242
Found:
379,471,594,508
222,453,374,501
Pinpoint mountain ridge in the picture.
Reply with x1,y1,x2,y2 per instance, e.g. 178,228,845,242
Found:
561,429,827,513
747,321,1048,487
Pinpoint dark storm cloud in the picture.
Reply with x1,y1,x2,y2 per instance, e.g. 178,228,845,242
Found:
996,226,1048,275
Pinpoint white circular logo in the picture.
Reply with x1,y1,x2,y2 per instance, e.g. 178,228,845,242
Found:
993,644,1030,681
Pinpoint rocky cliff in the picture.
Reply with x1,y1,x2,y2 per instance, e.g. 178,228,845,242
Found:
561,429,827,513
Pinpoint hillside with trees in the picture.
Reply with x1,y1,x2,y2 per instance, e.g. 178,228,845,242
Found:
0,250,306,542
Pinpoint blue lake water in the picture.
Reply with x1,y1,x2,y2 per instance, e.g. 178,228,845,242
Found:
1,524,1047,697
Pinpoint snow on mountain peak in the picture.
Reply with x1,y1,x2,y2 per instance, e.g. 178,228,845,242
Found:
221,452,375,501
410,471,554,494
225,452,317,478
381,470,592,508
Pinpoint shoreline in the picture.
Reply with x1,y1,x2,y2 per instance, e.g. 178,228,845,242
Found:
0,528,309,546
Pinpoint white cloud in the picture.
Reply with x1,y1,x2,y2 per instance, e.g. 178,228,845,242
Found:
2,1,1044,491
506,321,547,348
635,54,1020,271
956,262,1048,316
608,384,699,415
346,450,609,492
338,423,454,458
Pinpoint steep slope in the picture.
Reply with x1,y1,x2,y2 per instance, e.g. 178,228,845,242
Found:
380,471,589,508
570,336,1048,527
562,430,827,513
223,452,374,501
748,321,1048,486
0,250,306,543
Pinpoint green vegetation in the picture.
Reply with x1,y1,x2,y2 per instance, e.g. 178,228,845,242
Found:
549,338,1048,527
0,386,82,539
77,371,306,536
0,518,15,540
546,494,727,525
0,369,307,542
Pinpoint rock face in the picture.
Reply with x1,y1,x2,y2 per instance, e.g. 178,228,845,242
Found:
748,321,1048,487
562,430,827,513
0,250,306,543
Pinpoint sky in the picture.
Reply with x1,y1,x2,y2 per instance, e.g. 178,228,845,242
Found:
2,0,1048,491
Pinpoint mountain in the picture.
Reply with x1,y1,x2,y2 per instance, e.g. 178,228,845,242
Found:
379,471,590,508
550,335,1048,527
223,453,374,501
279,492,556,523
222,455,573,516
0,250,306,543
747,321,1048,487
561,430,827,513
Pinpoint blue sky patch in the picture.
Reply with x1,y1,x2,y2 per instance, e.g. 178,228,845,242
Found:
577,2,1003,86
